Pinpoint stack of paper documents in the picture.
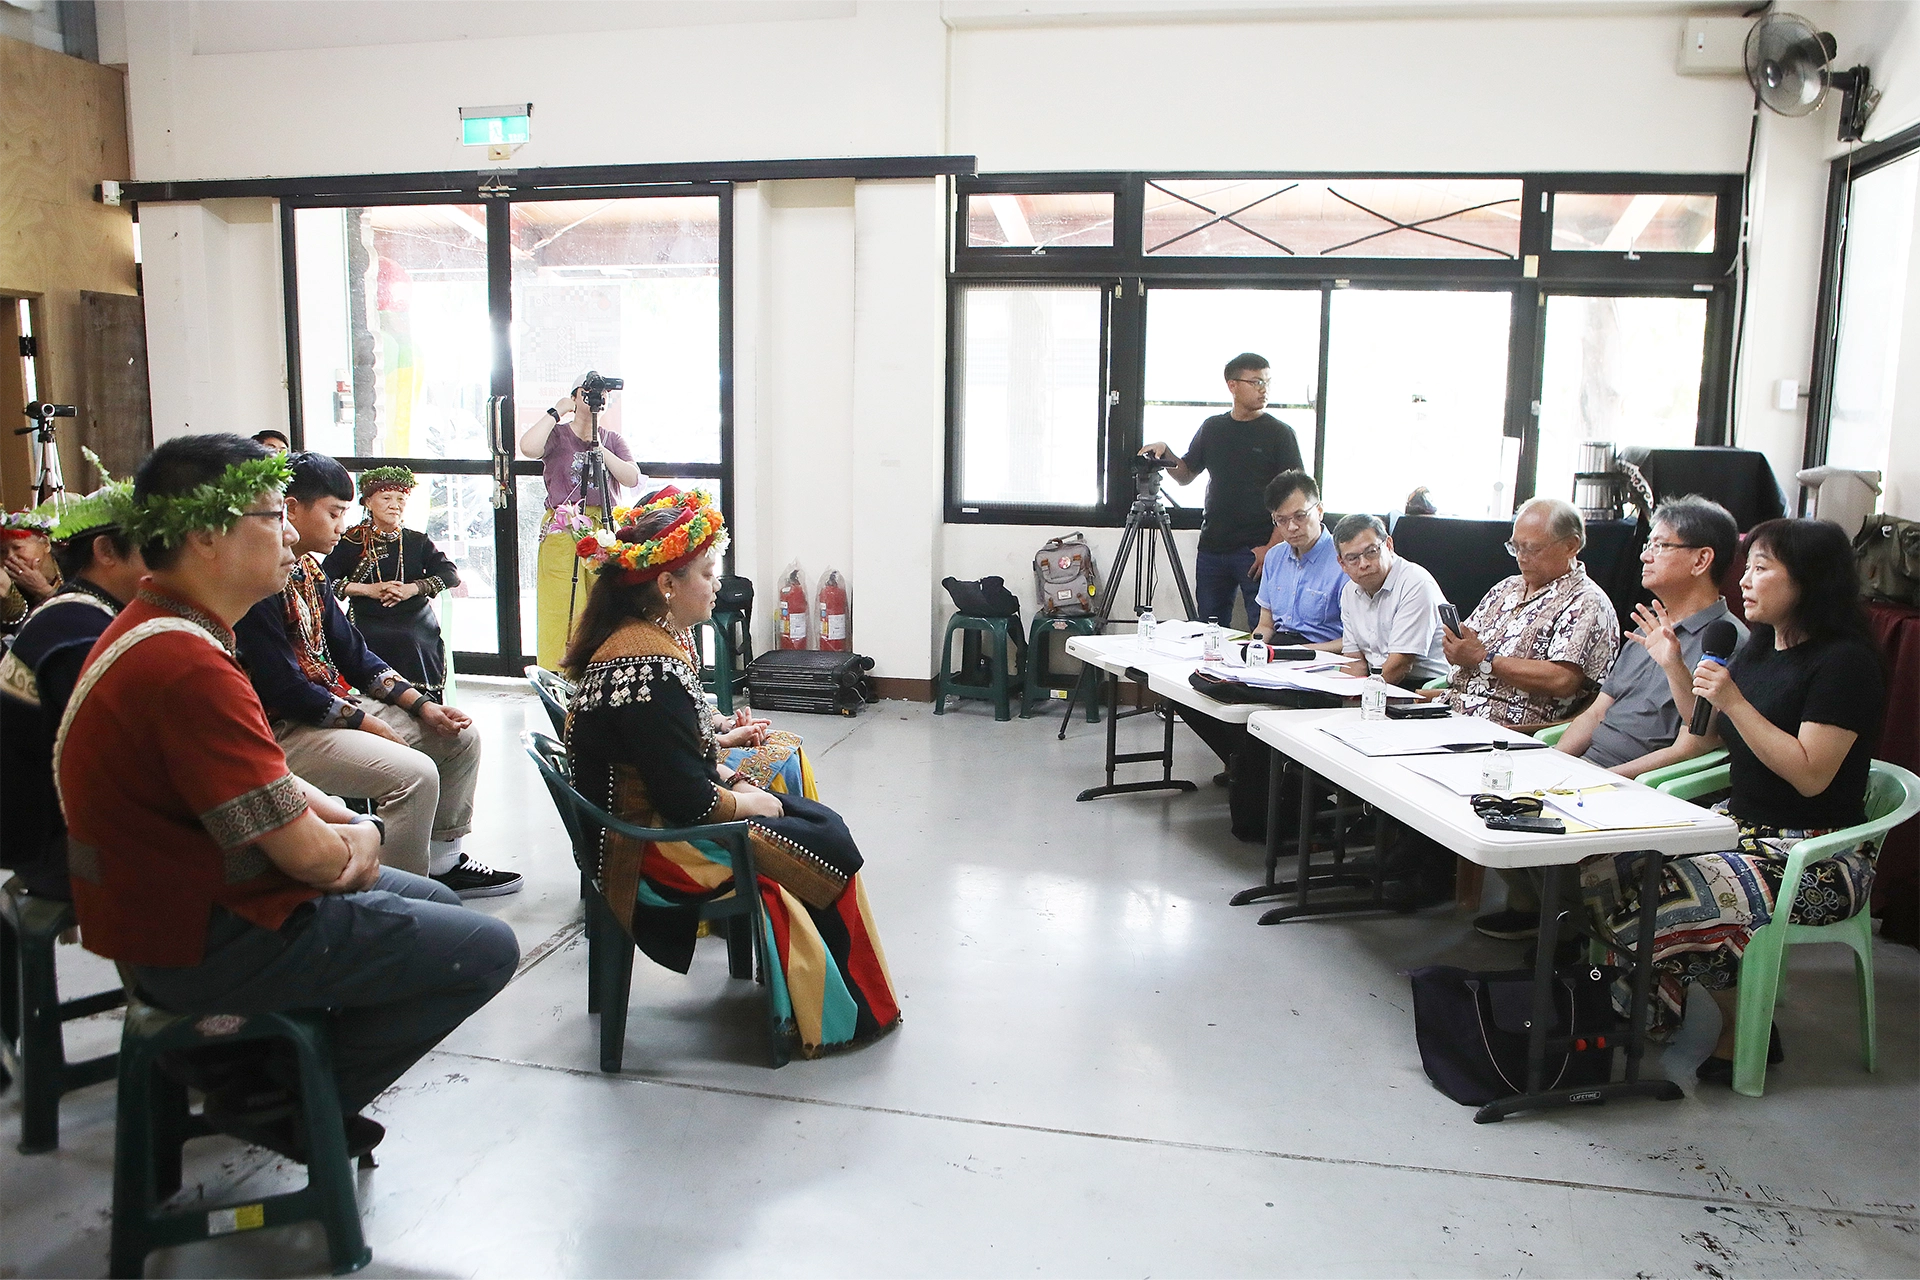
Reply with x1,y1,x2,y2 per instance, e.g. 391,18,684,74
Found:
1321,718,1543,756
1203,663,1421,699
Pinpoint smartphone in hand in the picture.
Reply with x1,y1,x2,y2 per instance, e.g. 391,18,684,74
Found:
1438,603,1463,637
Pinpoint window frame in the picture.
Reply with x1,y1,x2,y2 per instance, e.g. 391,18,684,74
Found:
1805,121,1920,487
947,170,1742,527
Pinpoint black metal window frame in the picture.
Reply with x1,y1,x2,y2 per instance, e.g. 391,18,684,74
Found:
276,179,737,677
946,170,1741,527
1805,121,1920,480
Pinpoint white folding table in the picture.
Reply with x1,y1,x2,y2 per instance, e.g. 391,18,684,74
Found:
1248,706,1740,1121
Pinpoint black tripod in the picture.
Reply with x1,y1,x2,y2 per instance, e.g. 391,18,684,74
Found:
1062,464,1201,801
17,402,75,507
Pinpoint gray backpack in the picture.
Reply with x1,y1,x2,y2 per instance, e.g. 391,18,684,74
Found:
1034,533,1099,617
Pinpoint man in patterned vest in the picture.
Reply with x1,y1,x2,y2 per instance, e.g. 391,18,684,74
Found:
57,434,518,1159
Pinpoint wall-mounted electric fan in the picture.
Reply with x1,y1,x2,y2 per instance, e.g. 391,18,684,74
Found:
1745,11,1881,142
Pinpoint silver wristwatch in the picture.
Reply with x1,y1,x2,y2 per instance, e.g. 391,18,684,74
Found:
1477,658,1493,676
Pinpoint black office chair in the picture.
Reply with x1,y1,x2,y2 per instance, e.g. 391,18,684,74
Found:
519,730,789,1070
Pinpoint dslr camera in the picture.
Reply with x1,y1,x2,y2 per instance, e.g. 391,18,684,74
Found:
576,370,624,411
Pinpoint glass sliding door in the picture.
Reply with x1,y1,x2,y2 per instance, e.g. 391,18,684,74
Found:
1320,289,1513,518
287,186,730,675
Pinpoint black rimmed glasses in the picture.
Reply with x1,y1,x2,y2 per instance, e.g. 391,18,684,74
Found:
238,509,290,525
1643,539,1704,556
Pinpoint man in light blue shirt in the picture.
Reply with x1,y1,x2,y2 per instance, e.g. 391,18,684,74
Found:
1253,471,1345,646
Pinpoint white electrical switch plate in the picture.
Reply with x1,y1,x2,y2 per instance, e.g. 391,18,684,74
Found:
1678,17,1748,75
1775,379,1801,411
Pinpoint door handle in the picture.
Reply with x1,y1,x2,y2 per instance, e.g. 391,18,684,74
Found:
487,396,509,508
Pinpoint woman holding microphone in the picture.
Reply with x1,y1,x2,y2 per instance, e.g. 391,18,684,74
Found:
1580,518,1885,1082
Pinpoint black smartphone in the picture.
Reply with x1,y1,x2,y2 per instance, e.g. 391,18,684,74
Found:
1484,814,1566,834
1438,603,1462,637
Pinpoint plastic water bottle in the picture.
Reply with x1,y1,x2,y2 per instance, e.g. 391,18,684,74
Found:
1246,640,1269,667
1203,622,1224,661
1137,608,1157,648
1361,674,1388,720
1482,742,1514,792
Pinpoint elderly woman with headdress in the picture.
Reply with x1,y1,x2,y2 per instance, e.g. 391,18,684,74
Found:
561,489,900,1057
320,465,460,701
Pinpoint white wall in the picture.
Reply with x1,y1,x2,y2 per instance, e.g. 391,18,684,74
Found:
120,0,1917,679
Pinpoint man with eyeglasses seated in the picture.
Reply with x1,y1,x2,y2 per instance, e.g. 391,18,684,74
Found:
1139,352,1304,630
1251,471,1346,651
1439,497,1620,732
1473,495,1745,941
57,435,518,1162
1327,514,1449,688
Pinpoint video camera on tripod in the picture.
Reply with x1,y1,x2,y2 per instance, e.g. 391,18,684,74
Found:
575,370,623,412
17,403,77,505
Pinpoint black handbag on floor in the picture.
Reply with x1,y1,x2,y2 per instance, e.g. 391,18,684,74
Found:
1407,964,1619,1106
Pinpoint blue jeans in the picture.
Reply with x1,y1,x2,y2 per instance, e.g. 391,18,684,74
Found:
136,868,519,1113
1195,546,1260,628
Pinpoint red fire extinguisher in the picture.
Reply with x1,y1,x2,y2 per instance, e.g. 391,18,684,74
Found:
816,568,850,652
777,562,809,650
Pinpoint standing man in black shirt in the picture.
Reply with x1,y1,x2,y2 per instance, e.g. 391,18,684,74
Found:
1141,352,1305,627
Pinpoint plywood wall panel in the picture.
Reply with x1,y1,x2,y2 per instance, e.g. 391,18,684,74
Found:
0,34,137,511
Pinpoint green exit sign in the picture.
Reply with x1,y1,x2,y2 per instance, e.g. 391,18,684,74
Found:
460,103,532,147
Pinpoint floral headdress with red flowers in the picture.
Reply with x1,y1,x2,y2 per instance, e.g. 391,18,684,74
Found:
357,465,416,498
1,508,55,544
574,486,726,585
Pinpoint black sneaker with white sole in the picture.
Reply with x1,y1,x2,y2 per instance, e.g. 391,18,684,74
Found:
432,855,524,899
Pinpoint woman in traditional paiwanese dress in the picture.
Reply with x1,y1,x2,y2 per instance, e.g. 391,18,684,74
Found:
321,466,458,701
561,489,899,1055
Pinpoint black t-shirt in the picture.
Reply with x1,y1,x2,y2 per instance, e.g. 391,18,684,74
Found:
1720,635,1884,830
1182,413,1305,553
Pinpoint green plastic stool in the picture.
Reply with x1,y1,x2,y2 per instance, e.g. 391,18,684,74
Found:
0,876,123,1153
935,613,1027,722
110,1002,371,1278
699,608,752,716
1021,614,1101,722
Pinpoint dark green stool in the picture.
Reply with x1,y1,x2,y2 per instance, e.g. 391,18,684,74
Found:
1021,614,1101,722
699,608,752,716
935,613,1028,721
111,1002,371,1278
0,876,123,1153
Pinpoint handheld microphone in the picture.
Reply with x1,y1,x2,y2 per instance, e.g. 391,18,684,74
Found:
1688,618,1741,737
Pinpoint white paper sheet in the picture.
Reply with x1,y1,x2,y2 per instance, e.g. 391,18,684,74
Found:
1320,717,1543,756
1396,752,1600,796
1541,788,1701,831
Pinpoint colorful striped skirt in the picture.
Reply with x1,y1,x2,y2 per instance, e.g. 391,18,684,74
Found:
637,736,901,1056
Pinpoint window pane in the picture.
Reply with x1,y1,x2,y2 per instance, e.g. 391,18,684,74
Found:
966,193,1115,248
510,197,722,471
1551,193,1717,253
1535,296,1707,506
1144,178,1521,259
1321,290,1513,517
956,286,1103,507
1142,288,1322,517
359,471,499,654
1828,152,1920,476
295,205,491,459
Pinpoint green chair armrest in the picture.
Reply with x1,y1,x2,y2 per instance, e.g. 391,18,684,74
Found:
1534,723,1567,746
1657,762,1731,801
1639,749,1729,790
1421,676,1449,691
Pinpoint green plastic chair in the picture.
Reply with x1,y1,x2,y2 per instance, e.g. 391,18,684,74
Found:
1659,759,1920,1097
520,730,789,1070
1530,722,1729,790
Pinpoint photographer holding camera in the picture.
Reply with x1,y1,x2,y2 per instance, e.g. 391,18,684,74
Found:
1139,352,1304,628
519,370,645,668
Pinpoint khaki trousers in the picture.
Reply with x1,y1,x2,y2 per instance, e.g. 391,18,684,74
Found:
276,697,481,876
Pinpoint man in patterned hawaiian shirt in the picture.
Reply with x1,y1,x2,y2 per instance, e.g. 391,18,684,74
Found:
1441,497,1620,729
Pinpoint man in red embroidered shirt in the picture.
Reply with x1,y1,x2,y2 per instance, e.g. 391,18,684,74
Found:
58,435,518,1156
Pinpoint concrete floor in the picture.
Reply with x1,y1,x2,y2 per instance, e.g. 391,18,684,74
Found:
3,679,1916,1278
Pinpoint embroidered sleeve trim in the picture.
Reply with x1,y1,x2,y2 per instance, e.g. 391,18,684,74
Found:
0,649,39,707
365,668,412,701
201,773,309,854
419,576,448,598
321,697,364,729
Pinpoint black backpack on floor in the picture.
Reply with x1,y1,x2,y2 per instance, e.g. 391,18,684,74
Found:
1407,964,1619,1106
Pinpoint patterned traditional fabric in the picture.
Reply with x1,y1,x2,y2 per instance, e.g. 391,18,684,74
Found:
1581,803,1879,1032
1450,560,1620,725
282,557,354,701
320,524,458,698
566,618,900,1055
